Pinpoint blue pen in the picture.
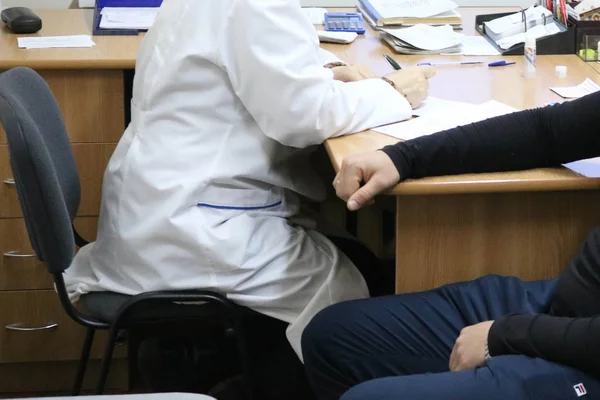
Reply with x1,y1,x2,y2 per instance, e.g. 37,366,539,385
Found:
488,61,516,67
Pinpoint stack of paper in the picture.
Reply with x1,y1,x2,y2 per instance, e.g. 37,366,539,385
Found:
357,0,462,29
484,6,562,50
496,22,561,49
381,24,463,54
550,78,600,98
372,97,519,140
485,6,553,41
99,7,159,30
17,35,96,49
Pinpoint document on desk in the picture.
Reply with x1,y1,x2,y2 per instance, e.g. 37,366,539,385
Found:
372,98,519,140
382,25,463,52
302,7,327,24
457,36,501,56
410,96,473,116
17,35,96,49
369,0,459,18
563,158,600,178
550,78,600,98
99,7,158,30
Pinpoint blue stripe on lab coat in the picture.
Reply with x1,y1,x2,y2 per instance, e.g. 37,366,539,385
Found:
197,201,282,211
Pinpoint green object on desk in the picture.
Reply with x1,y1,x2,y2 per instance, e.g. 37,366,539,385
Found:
579,48,597,61
383,54,402,70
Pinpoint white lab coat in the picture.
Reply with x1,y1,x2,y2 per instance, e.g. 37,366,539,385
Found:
65,0,412,360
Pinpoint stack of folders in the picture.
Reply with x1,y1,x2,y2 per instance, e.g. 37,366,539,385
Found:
380,24,463,54
483,5,562,49
357,0,462,30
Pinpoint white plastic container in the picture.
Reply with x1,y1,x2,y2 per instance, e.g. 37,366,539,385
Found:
524,35,537,78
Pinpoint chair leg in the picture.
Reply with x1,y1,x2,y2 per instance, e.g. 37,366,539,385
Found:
231,316,254,400
72,327,96,396
95,326,120,395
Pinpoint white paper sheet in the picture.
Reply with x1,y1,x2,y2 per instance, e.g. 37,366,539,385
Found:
99,7,158,30
302,7,327,24
550,78,600,98
411,96,474,116
373,99,519,141
458,36,500,56
368,0,459,19
564,158,600,178
17,35,96,49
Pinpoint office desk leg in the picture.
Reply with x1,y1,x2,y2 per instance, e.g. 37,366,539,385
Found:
394,190,600,294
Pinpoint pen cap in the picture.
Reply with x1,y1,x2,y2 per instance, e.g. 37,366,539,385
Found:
555,65,567,78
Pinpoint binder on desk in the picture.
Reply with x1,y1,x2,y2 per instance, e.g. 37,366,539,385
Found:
92,0,163,36
475,10,576,55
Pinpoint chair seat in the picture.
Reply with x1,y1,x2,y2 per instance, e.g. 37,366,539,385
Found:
80,291,251,324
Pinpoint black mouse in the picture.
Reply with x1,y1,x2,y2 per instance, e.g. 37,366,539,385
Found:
1,7,42,34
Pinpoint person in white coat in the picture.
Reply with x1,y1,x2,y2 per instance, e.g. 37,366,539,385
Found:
65,0,434,394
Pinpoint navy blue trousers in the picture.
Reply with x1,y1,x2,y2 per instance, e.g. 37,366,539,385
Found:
302,275,600,400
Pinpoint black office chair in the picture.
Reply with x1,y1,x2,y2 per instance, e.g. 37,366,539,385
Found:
0,67,254,398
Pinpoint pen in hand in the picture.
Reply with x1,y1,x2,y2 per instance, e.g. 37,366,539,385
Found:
383,54,402,70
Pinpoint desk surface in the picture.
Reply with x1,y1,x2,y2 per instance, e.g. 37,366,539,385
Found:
590,61,600,74
0,10,142,69
322,8,600,195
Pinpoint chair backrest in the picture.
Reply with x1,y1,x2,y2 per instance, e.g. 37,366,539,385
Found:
0,67,81,274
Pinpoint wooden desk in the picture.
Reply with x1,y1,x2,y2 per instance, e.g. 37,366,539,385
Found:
323,9,600,293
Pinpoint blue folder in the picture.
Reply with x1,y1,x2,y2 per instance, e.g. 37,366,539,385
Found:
92,0,163,36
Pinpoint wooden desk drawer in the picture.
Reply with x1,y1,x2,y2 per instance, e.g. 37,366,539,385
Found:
0,217,98,291
0,69,125,144
0,144,115,218
0,290,126,363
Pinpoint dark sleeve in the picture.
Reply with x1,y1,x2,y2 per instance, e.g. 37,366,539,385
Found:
488,315,600,376
381,91,600,180
488,227,600,376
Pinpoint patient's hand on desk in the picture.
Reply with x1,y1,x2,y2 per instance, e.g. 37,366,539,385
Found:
384,66,436,109
333,151,399,211
331,64,377,82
